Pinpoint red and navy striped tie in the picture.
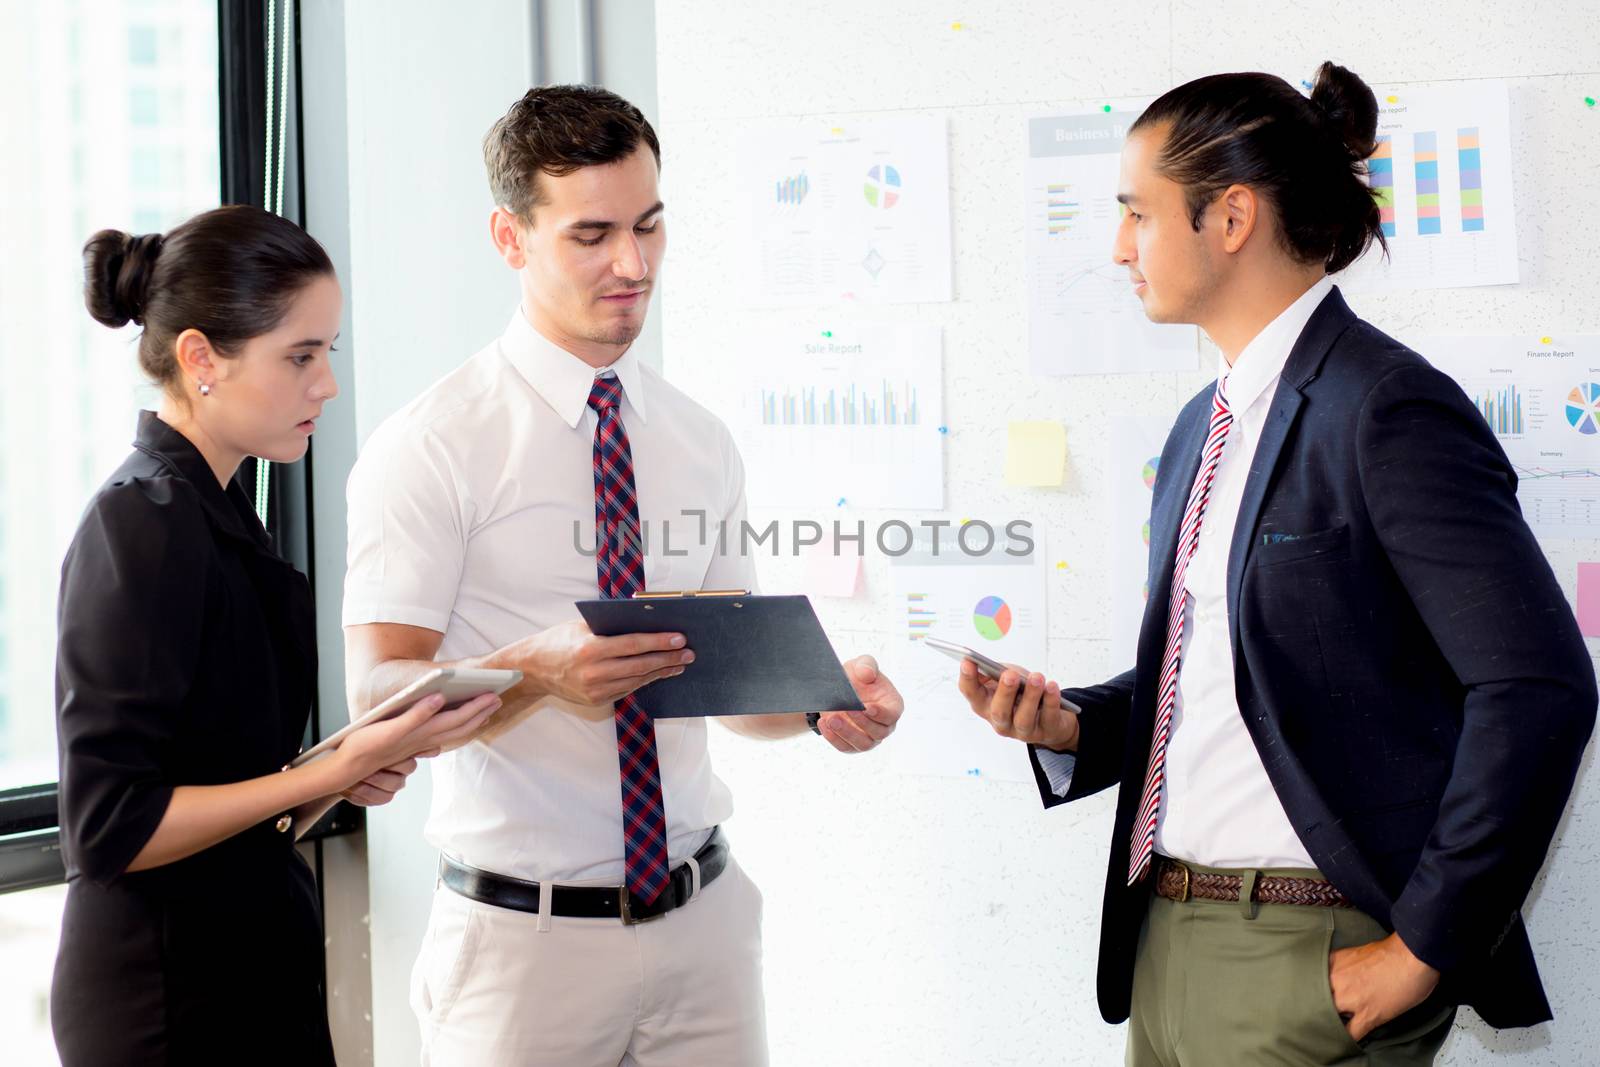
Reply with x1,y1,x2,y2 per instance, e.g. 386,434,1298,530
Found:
1128,377,1234,885
588,375,671,905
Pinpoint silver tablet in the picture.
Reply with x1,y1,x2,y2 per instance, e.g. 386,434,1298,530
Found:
289,666,522,767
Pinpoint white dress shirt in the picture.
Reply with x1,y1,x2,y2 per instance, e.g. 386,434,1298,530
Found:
1042,277,1333,870
344,308,757,885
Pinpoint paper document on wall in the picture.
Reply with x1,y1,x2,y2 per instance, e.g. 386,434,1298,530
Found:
1338,81,1517,291
1108,417,1173,667
736,116,952,306
884,526,1048,782
1416,334,1600,537
1024,106,1198,376
738,324,944,510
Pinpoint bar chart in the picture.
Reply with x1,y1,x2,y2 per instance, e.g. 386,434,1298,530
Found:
1474,381,1524,435
1342,81,1516,291
759,379,921,427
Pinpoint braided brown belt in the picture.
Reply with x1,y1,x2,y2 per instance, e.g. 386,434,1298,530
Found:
1154,857,1353,908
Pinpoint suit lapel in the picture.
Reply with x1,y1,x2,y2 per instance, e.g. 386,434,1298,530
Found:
1224,289,1357,652
1145,407,1208,643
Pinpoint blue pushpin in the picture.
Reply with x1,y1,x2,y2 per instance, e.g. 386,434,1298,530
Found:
937,425,949,435
836,497,847,507
967,768,982,777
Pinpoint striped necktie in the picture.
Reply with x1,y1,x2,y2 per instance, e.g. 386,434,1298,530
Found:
1128,377,1234,885
588,375,671,905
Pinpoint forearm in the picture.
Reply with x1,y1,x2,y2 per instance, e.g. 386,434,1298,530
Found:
351,647,545,720
126,758,346,872
1055,668,1138,799
1390,679,1594,972
717,712,809,740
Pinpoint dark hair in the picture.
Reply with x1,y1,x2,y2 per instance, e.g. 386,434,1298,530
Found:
1130,62,1387,274
483,84,661,222
83,205,335,392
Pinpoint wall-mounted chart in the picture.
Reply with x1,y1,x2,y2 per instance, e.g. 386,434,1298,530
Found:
1340,81,1518,291
885,530,1048,782
1109,417,1175,667
1024,106,1199,376
736,116,952,306
1565,382,1600,435
739,324,944,510
1417,335,1600,537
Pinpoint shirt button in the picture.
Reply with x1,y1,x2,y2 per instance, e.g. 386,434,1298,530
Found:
275,814,293,833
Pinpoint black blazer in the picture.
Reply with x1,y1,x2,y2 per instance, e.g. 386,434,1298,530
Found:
1032,288,1596,1029
51,411,332,1064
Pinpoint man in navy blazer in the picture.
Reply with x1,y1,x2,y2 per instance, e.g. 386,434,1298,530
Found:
961,64,1595,1066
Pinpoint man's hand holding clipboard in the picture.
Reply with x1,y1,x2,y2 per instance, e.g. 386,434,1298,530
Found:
575,589,904,751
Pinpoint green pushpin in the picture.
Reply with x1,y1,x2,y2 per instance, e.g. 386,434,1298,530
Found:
1587,96,1597,108
1102,104,1112,112
822,330,833,337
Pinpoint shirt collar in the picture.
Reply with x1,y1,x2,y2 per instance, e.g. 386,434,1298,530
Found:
499,306,649,429
132,410,271,548
1216,275,1335,413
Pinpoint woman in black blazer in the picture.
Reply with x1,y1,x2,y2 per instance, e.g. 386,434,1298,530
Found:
50,206,502,1065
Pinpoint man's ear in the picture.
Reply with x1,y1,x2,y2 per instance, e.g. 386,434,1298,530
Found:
489,206,529,270
1218,184,1259,255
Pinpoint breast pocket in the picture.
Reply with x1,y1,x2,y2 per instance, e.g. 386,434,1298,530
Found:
645,509,721,592
1252,523,1350,567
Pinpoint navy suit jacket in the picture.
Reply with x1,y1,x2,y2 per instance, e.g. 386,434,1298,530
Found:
1032,288,1596,1028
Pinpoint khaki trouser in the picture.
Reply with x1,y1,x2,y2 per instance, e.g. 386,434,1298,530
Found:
1127,860,1456,1067
411,856,768,1067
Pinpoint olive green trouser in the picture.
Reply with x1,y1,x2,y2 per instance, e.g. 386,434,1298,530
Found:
1127,860,1456,1067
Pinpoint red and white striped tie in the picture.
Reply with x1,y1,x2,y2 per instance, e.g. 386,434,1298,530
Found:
1128,377,1233,885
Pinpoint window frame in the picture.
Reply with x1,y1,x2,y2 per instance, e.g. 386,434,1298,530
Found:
0,0,358,898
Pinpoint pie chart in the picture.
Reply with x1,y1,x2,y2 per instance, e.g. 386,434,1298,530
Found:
1142,456,1160,489
972,595,1012,641
864,164,902,209
1566,382,1600,435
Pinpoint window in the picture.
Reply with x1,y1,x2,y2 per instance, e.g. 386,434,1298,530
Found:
0,0,220,790
0,2,220,1055
128,25,157,65
1,1,343,1053
0,884,66,1060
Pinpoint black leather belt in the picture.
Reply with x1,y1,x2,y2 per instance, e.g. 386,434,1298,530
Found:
439,827,729,925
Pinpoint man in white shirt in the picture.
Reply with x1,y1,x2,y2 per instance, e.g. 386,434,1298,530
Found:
343,85,904,1067
960,65,1593,1066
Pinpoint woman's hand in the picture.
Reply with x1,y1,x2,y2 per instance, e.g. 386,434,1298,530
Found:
341,757,419,807
329,691,502,789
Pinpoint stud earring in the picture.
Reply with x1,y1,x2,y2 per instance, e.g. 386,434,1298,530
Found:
198,382,212,396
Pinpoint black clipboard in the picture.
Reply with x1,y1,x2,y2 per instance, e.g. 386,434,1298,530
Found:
574,591,866,719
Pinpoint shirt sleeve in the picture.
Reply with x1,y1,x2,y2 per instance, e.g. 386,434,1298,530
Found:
55,479,209,884
700,428,761,595
342,425,468,633
1033,746,1077,797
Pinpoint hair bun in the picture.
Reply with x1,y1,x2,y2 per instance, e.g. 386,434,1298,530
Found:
83,229,165,328
1309,61,1380,163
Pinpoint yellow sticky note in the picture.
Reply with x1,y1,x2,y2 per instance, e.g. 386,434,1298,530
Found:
1005,421,1068,487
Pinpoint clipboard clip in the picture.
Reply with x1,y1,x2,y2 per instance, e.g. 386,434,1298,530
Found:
631,589,751,599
